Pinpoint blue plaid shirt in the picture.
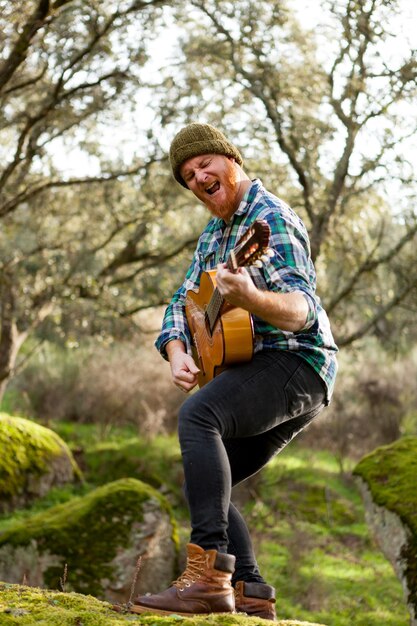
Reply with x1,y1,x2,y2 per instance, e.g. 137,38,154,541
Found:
155,179,338,402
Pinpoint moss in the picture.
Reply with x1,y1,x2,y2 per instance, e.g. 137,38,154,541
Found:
0,483,90,530
256,455,358,528
0,582,327,626
0,413,82,505
262,475,356,526
402,538,417,620
84,436,183,501
353,437,417,533
0,478,177,598
353,436,417,616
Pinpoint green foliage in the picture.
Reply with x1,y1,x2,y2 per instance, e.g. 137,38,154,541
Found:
161,0,417,349
2,0,417,408
50,420,141,450
0,483,90,533
0,0,207,400
0,418,409,624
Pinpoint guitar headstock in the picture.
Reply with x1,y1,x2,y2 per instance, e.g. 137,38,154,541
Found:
227,219,273,271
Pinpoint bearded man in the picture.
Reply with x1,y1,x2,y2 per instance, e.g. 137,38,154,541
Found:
131,123,338,621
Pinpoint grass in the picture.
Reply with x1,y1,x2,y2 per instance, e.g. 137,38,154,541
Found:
240,445,409,626
0,420,410,626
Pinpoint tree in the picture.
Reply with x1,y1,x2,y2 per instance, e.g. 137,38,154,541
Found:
2,0,417,403
0,0,206,401
155,0,417,348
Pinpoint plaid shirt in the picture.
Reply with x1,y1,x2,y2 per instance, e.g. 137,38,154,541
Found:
155,179,338,402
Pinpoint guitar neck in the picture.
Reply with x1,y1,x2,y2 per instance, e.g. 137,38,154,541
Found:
205,256,235,333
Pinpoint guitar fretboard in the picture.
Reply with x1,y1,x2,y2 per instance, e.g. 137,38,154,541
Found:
205,287,224,334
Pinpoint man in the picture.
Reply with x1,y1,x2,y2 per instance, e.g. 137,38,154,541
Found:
131,123,338,620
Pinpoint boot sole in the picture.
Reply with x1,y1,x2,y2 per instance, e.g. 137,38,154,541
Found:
130,605,235,617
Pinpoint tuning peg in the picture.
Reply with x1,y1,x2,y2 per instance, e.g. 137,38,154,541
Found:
260,254,269,263
266,248,274,257
253,260,263,268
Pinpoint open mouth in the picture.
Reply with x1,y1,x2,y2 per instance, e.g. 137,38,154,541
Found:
205,181,220,195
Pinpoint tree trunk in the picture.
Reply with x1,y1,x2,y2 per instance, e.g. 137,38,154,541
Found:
0,276,26,406
0,378,9,406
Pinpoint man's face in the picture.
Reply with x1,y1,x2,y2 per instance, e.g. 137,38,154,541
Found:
180,153,241,221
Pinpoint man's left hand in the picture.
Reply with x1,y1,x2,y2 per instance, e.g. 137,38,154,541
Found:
215,263,257,310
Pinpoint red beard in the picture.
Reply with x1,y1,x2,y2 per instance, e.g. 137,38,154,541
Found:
205,161,240,221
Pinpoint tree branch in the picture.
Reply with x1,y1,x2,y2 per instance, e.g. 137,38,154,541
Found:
328,220,417,314
337,275,417,346
0,163,149,218
2,63,48,96
0,0,51,93
108,236,200,286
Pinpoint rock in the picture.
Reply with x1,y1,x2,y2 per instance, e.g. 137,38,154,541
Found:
0,478,178,603
0,413,82,513
353,436,417,626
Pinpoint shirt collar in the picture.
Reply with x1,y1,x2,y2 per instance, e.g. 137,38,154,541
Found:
235,178,262,216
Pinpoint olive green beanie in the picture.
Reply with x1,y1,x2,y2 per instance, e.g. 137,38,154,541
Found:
169,123,243,188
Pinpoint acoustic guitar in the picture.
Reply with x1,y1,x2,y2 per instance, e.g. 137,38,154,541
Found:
185,219,271,387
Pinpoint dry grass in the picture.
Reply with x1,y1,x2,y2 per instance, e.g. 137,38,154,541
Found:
302,341,417,472
9,337,185,438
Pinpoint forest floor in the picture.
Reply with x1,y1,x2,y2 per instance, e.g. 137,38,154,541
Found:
0,420,409,626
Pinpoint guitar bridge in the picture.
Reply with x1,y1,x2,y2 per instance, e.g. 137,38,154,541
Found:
193,332,202,361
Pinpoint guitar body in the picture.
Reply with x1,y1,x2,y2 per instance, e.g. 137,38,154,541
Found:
185,270,254,387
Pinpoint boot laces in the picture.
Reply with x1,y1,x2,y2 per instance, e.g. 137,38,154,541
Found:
172,553,206,590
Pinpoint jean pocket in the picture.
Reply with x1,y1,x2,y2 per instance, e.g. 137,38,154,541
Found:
284,361,325,419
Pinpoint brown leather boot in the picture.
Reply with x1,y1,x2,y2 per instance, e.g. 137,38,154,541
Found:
234,580,277,621
131,543,236,616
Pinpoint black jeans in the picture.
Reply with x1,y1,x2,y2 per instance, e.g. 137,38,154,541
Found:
178,350,326,584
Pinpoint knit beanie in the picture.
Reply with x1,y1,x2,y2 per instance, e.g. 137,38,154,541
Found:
169,123,243,187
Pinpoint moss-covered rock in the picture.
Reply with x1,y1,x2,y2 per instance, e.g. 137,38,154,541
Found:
0,478,178,604
0,413,82,513
83,436,184,503
0,582,327,625
353,436,417,626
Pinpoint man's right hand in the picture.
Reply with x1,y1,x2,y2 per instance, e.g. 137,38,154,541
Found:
166,340,200,392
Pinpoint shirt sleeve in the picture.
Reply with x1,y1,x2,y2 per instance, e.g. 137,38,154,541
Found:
155,248,203,360
260,209,318,332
